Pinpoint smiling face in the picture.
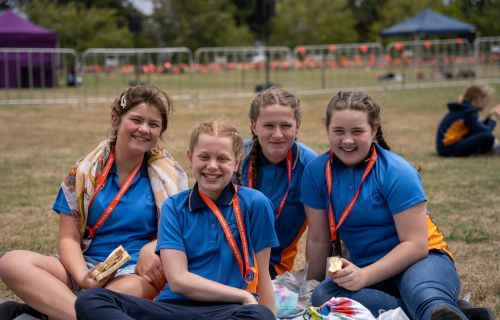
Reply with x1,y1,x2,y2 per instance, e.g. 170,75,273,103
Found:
251,104,299,164
112,102,162,158
188,133,240,200
327,109,377,167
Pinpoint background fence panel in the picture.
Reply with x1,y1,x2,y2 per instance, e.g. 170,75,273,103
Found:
0,48,79,105
81,48,193,104
474,37,500,82
383,39,476,89
193,46,293,99
290,43,385,94
1,37,500,107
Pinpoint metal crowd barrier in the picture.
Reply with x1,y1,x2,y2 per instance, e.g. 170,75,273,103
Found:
1,37,500,107
81,47,193,104
290,43,385,94
474,36,500,81
193,46,293,100
0,48,79,105
383,38,476,89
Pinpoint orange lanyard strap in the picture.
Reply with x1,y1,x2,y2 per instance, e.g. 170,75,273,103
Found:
198,184,255,282
248,148,293,221
325,145,377,244
86,150,143,239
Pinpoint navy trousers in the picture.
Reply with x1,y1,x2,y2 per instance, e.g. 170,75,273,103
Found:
438,131,494,156
75,288,275,320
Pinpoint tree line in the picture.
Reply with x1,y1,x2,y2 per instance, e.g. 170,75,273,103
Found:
3,0,500,52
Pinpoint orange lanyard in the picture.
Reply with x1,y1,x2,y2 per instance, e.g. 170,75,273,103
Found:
248,148,293,221
198,184,255,282
86,150,143,239
325,145,377,243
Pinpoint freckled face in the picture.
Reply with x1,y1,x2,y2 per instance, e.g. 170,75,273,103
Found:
327,110,377,167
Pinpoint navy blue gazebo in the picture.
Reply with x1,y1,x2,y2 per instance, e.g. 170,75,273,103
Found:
380,8,476,38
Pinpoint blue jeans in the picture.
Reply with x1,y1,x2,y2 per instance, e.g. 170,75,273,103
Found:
75,288,275,320
311,252,467,320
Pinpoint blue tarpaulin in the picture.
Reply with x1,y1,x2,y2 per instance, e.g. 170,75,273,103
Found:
380,8,476,37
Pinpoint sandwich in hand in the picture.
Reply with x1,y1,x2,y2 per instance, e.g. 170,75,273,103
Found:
91,245,131,281
327,256,342,273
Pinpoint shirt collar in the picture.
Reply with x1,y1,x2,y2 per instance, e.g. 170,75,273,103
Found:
188,183,235,212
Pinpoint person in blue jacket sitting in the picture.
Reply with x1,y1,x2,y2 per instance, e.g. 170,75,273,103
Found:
436,84,500,157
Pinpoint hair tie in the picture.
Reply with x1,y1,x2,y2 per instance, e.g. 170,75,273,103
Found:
120,96,127,109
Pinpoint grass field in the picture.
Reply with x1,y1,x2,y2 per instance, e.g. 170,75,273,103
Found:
0,85,499,315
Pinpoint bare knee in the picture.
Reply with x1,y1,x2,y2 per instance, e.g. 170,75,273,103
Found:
0,250,32,280
0,250,67,284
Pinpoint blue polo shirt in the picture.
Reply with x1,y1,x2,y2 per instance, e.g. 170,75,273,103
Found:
155,183,279,301
241,141,316,275
300,144,427,266
53,160,157,266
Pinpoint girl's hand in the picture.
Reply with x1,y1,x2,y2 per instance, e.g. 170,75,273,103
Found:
329,259,366,292
490,104,500,120
135,241,166,291
79,268,116,289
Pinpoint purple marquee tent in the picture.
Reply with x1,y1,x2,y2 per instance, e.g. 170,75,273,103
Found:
0,9,58,88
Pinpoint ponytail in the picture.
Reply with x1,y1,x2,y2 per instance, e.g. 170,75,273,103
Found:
234,170,242,185
375,125,390,150
249,135,261,188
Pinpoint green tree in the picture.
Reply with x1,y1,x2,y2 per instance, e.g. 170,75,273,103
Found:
348,0,388,42
269,0,358,47
152,0,254,50
26,0,134,52
450,0,500,36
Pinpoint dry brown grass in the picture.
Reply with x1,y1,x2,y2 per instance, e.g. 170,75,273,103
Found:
0,86,499,315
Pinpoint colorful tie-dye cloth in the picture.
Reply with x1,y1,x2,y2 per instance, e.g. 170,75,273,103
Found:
273,270,410,320
303,297,376,320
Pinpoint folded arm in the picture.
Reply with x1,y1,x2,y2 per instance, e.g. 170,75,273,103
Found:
160,248,257,304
